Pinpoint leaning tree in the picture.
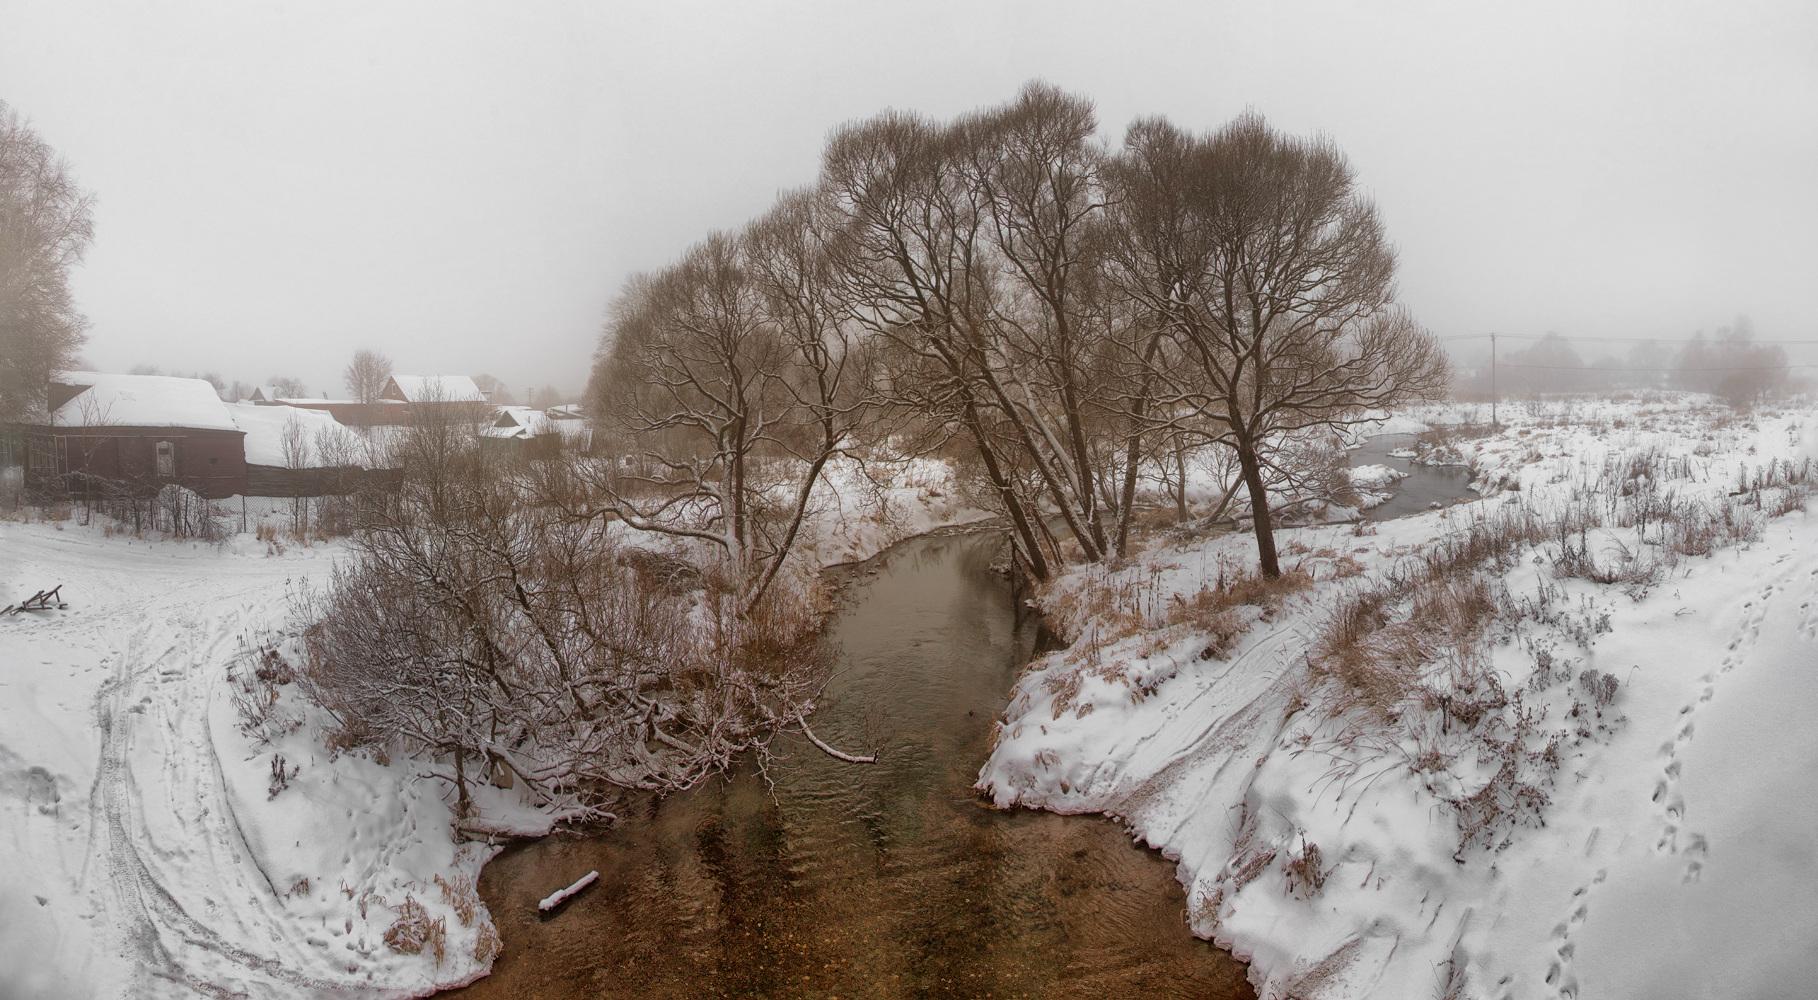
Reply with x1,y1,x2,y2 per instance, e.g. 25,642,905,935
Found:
1106,112,1450,577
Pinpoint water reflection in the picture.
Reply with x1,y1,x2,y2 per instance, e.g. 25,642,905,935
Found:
454,532,1255,999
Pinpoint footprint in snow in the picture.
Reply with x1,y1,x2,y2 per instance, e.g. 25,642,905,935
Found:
1544,873,1602,999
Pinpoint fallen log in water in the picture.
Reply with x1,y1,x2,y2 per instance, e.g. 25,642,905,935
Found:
538,870,599,912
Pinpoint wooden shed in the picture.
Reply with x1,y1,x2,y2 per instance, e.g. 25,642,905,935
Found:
22,374,248,499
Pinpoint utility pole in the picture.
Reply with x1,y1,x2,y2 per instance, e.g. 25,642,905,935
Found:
1490,332,1498,428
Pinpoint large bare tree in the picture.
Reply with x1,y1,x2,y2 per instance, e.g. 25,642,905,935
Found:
821,84,1162,579
1106,113,1449,577
0,100,94,420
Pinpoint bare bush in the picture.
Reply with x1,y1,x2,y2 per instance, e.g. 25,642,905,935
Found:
298,429,846,818
1578,669,1619,710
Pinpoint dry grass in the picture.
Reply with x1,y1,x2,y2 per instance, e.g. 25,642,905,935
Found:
435,872,479,928
1282,838,1326,898
382,895,447,966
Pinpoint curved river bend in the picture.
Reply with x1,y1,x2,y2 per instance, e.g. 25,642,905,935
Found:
454,531,1254,999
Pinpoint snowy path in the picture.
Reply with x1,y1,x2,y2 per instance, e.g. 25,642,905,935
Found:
1,521,494,999
85,594,349,996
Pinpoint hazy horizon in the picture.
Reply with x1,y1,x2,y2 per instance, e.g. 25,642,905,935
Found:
3,0,1813,399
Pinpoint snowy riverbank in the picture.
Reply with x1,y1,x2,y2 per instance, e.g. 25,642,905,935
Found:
979,393,1818,999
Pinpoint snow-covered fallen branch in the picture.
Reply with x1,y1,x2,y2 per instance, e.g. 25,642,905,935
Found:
800,720,877,763
537,871,598,912
455,807,610,841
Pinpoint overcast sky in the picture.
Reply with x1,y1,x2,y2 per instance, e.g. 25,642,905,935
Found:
2,0,1814,398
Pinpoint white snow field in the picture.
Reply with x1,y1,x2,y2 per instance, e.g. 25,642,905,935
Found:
0,516,498,999
980,394,1818,1000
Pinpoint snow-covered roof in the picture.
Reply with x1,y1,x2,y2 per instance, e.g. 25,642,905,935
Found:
492,405,543,429
546,403,585,419
50,373,241,433
549,419,593,444
228,403,360,467
383,375,487,404
480,424,533,440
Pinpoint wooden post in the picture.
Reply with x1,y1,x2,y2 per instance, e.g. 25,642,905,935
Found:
1490,331,1498,428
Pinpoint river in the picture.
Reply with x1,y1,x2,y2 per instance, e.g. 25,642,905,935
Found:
1350,432,1477,520
453,530,1255,999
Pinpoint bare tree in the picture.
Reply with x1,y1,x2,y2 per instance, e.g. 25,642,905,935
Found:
1106,112,1448,577
586,196,870,612
0,100,94,421
280,413,312,536
269,375,308,398
1674,317,1786,407
471,373,515,405
824,91,1142,580
821,83,1190,575
343,349,392,405
66,389,115,524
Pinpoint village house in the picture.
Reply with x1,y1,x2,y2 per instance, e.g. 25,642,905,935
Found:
13,373,249,499
479,404,594,457
381,375,490,425
252,386,409,427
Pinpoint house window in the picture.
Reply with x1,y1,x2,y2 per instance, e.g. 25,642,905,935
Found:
156,440,174,476
28,436,55,472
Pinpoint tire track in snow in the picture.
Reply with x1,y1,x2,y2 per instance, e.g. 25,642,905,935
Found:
1111,625,1307,842
85,589,353,997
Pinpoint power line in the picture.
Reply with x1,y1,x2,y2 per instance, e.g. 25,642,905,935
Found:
1497,363,1818,371
1442,333,1818,346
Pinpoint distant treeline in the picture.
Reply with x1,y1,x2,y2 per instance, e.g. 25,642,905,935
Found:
1455,319,1795,405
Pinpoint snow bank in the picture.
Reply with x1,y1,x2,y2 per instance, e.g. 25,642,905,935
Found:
980,394,1818,998
1346,464,1408,491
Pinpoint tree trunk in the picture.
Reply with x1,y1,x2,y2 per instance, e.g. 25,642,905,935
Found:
962,399,1050,582
1114,425,1143,557
452,746,472,819
1174,435,1189,522
1236,441,1280,578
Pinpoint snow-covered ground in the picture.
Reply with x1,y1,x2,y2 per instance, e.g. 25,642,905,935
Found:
980,393,1818,999
0,506,500,999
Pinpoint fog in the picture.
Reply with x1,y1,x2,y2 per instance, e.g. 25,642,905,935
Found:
1,0,1813,399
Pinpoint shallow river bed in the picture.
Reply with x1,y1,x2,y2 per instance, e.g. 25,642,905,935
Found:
453,531,1254,999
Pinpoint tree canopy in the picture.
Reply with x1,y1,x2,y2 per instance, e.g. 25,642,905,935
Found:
590,83,1448,580
0,99,94,419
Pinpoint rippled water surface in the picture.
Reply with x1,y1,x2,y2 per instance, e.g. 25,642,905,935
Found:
1352,433,1478,520
454,531,1255,999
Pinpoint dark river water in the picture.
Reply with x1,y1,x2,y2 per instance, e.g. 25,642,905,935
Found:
1350,433,1477,520
453,530,1256,999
